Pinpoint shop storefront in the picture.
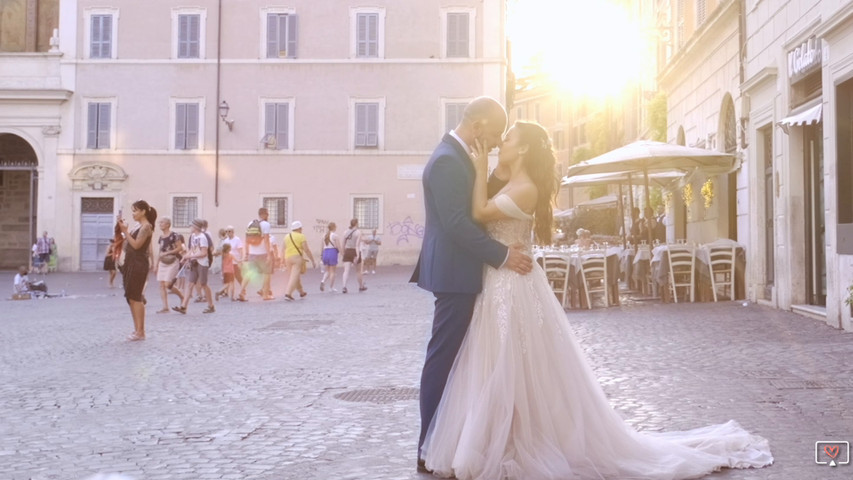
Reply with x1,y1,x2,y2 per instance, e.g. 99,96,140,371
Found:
746,4,853,331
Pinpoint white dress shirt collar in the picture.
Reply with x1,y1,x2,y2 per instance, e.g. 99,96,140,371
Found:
448,129,471,154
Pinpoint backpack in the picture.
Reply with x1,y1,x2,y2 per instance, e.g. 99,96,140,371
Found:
246,219,263,246
203,232,214,265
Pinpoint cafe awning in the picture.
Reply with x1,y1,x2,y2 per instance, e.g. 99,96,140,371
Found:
778,103,822,134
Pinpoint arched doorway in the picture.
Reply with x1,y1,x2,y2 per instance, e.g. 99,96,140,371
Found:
0,133,38,269
720,95,738,241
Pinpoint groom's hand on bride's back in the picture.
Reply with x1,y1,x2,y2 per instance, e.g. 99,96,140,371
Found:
505,244,533,275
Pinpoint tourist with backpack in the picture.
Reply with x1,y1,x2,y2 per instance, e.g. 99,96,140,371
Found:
238,207,274,301
172,218,215,314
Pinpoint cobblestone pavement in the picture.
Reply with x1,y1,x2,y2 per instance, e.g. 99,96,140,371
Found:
2,267,853,480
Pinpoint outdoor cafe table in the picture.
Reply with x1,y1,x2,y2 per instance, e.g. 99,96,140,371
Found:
534,246,623,307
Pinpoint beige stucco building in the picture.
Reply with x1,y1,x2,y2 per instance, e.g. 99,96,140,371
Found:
0,0,507,271
740,0,853,330
658,0,853,330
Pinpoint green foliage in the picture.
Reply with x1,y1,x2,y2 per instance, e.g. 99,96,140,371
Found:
649,186,663,210
590,111,611,155
587,185,608,199
571,146,594,165
648,91,667,142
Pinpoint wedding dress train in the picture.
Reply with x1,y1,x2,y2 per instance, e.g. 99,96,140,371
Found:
421,195,772,480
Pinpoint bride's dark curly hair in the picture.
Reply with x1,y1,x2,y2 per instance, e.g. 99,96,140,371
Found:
515,121,558,244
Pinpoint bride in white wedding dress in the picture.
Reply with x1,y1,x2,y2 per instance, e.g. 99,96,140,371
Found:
420,122,773,480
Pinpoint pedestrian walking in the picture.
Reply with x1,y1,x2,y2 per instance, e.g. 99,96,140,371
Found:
319,222,341,292
340,218,367,293
103,239,118,288
283,221,316,301
173,218,215,314
238,207,273,301
215,226,243,300
215,243,236,301
363,229,381,274
154,217,185,313
47,238,58,272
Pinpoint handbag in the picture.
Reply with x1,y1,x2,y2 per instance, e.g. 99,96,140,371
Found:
160,253,178,265
290,233,308,274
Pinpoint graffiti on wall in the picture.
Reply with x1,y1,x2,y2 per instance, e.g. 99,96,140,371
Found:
314,219,330,234
387,217,424,245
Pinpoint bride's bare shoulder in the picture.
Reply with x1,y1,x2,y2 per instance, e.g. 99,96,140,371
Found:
503,182,538,214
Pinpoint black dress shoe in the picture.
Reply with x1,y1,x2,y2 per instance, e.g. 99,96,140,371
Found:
417,458,432,474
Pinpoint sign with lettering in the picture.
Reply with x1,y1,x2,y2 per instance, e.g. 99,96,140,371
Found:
397,164,425,180
788,37,822,84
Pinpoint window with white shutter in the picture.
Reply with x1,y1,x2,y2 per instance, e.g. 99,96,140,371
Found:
356,13,378,57
355,103,379,148
350,8,384,58
175,103,200,150
177,14,201,58
264,102,290,150
90,14,113,58
446,12,469,58
266,13,298,58
87,102,111,149
444,103,466,133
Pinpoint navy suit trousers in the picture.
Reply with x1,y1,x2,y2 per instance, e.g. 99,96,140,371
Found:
418,292,477,454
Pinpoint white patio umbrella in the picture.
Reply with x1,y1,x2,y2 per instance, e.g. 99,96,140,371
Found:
561,171,686,247
565,141,737,179
561,170,686,188
565,141,738,244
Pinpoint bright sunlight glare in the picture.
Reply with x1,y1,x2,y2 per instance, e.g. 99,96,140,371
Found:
508,0,648,99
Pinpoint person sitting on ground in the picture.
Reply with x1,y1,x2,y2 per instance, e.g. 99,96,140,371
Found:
13,266,30,294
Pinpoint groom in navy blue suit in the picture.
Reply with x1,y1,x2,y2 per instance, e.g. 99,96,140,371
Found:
411,97,533,471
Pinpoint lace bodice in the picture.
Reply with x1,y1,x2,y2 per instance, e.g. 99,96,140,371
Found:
485,194,534,251
485,218,533,250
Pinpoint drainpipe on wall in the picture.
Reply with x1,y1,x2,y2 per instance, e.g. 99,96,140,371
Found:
214,0,222,207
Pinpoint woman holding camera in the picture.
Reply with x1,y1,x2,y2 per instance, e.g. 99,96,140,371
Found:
117,199,157,341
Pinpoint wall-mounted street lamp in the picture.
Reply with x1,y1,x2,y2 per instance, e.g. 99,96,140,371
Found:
219,100,234,131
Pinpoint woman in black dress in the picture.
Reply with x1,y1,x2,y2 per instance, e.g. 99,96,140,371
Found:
117,200,157,341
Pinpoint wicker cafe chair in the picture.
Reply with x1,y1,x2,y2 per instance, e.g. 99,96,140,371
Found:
708,245,736,301
543,255,571,308
580,250,608,309
666,245,696,303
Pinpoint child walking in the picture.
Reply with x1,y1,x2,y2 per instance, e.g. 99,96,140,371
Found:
215,243,236,301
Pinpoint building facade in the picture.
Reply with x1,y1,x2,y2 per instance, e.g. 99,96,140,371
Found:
741,0,853,330
657,0,745,247
658,0,853,331
0,0,507,271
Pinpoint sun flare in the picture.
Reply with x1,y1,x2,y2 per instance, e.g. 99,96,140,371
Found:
508,0,649,98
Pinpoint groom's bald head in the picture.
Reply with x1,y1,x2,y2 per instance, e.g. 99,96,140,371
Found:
457,97,507,151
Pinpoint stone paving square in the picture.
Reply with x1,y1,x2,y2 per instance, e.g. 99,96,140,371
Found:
1,267,852,479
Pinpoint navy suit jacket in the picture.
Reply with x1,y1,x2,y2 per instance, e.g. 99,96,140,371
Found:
411,134,508,294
